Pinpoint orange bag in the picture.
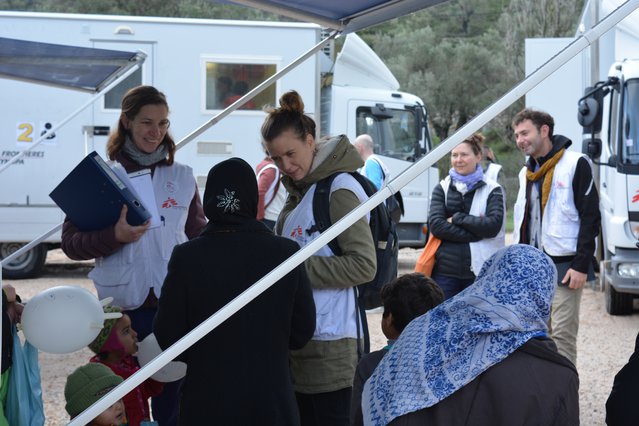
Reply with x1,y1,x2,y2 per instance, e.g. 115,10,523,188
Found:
414,234,442,277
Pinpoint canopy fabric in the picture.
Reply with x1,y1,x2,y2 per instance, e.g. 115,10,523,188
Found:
223,0,450,33
0,38,145,93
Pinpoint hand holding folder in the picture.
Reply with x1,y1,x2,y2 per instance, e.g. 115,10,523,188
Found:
114,204,151,243
49,151,152,232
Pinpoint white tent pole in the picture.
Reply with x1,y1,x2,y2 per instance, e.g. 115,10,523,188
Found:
67,2,639,423
0,62,143,174
175,30,338,151
0,223,61,267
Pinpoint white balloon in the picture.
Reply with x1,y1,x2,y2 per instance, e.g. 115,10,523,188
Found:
136,333,187,382
21,286,118,354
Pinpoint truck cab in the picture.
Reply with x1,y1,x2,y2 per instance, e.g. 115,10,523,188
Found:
579,59,639,314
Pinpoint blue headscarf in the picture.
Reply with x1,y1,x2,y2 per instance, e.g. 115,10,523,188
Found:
362,244,556,425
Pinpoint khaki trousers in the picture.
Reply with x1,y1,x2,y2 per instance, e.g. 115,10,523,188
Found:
549,285,583,366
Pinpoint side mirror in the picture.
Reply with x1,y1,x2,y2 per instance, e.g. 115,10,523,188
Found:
608,154,618,167
578,85,607,134
582,137,602,160
577,98,600,128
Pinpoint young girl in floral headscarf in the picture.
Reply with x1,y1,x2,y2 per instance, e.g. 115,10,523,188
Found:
89,306,163,426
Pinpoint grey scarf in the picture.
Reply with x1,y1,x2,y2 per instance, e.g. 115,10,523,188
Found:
122,136,169,166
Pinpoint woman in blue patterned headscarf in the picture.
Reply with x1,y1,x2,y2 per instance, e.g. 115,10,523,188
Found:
362,244,579,426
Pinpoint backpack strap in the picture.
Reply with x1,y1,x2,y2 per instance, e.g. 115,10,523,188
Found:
311,172,343,256
354,286,370,358
370,157,386,181
311,171,378,255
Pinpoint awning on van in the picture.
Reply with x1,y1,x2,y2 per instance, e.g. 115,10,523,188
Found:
223,0,449,33
0,38,145,93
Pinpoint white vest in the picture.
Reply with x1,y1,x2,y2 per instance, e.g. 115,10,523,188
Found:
513,151,585,256
280,173,369,341
89,163,195,310
257,163,287,221
441,176,506,275
484,162,502,183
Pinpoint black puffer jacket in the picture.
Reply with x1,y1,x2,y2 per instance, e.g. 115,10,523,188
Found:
428,180,504,279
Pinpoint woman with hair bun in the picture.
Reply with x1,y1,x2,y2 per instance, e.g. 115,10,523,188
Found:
261,90,377,425
426,132,506,300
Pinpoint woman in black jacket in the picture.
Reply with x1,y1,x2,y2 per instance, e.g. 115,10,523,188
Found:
428,133,505,299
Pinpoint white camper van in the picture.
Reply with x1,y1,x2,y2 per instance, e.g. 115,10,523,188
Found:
525,1,639,315
0,11,438,278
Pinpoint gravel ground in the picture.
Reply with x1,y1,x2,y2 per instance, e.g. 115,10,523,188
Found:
4,247,639,425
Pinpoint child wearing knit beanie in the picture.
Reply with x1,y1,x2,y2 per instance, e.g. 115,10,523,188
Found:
65,363,126,425
88,306,163,426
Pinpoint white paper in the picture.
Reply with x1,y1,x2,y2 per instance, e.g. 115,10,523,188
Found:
128,169,161,229
110,162,135,191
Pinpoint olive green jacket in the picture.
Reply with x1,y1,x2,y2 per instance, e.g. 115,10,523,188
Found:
277,134,377,393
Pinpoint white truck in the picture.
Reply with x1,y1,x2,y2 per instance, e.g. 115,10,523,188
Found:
577,58,639,315
525,0,639,315
0,11,438,278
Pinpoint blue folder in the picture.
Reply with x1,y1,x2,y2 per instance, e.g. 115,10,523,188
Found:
49,151,151,231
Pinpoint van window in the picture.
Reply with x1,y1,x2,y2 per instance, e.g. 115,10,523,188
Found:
204,62,276,111
621,79,639,165
356,107,419,161
104,68,143,110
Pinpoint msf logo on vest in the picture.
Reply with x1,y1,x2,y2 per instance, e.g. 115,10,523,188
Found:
162,197,178,208
289,225,310,246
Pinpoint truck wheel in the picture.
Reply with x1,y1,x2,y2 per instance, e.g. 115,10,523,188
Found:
605,281,634,315
0,243,48,279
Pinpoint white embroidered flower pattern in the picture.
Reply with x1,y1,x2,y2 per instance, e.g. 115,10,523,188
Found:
216,188,240,213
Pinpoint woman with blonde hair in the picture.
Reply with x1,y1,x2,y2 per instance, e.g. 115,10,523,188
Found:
426,132,505,299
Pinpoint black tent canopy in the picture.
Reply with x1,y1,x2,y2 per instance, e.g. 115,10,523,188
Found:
223,0,449,33
0,37,145,92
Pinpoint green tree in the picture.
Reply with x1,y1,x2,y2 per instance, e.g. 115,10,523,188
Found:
0,0,278,19
497,0,585,83
367,16,509,141
365,0,585,140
